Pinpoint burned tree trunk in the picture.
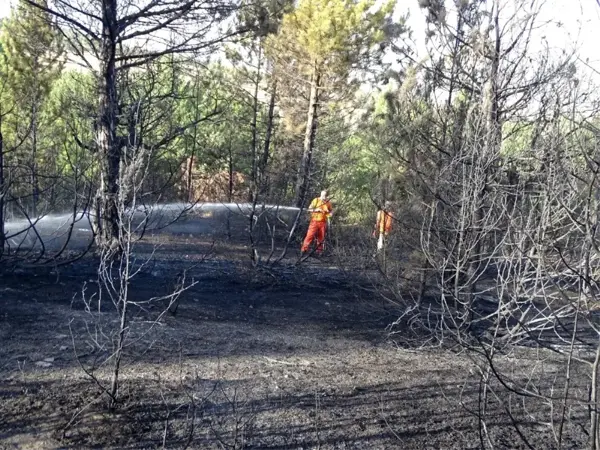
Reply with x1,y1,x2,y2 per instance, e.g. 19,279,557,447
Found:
96,0,121,255
295,64,320,208
31,102,39,218
186,155,195,202
467,0,502,306
259,80,276,197
0,112,4,254
249,44,262,203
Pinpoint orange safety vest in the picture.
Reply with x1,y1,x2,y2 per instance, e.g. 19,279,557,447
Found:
309,198,332,222
376,210,393,234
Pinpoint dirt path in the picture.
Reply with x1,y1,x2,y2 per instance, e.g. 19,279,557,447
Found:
0,240,577,449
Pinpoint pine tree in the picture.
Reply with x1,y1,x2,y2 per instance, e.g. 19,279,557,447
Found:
1,0,63,97
267,0,396,207
0,0,64,217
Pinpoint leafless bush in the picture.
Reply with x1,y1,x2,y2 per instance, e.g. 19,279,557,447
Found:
67,128,199,419
365,0,600,446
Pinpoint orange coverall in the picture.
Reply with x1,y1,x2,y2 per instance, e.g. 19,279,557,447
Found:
301,197,333,255
374,209,394,252
374,209,394,236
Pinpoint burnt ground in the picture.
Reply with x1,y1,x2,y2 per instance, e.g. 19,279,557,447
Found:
0,235,588,449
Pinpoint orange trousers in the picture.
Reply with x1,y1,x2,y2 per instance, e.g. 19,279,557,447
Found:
301,220,327,254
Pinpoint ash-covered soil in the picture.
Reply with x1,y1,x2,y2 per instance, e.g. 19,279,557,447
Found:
0,236,585,449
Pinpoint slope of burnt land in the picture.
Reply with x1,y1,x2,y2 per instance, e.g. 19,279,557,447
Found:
0,238,586,449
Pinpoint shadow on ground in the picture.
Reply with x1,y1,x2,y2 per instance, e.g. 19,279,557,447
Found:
0,236,588,449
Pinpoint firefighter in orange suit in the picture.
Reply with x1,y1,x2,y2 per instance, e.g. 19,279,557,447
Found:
301,190,333,256
373,201,394,252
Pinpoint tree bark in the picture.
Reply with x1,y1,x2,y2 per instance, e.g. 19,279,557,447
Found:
226,142,233,240
96,0,120,254
249,43,262,203
467,0,501,307
295,64,320,208
184,72,204,203
186,155,194,202
591,343,600,450
259,80,276,197
31,102,39,218
417,10,464,306
0,112,4,254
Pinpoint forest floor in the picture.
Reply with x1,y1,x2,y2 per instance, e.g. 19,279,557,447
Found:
0,234,586,449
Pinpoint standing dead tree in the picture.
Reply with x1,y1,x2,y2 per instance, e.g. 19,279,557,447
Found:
378,1,600,447
67,69,203,415
379,0,570,326
0,74,11,256
459,72,600,449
